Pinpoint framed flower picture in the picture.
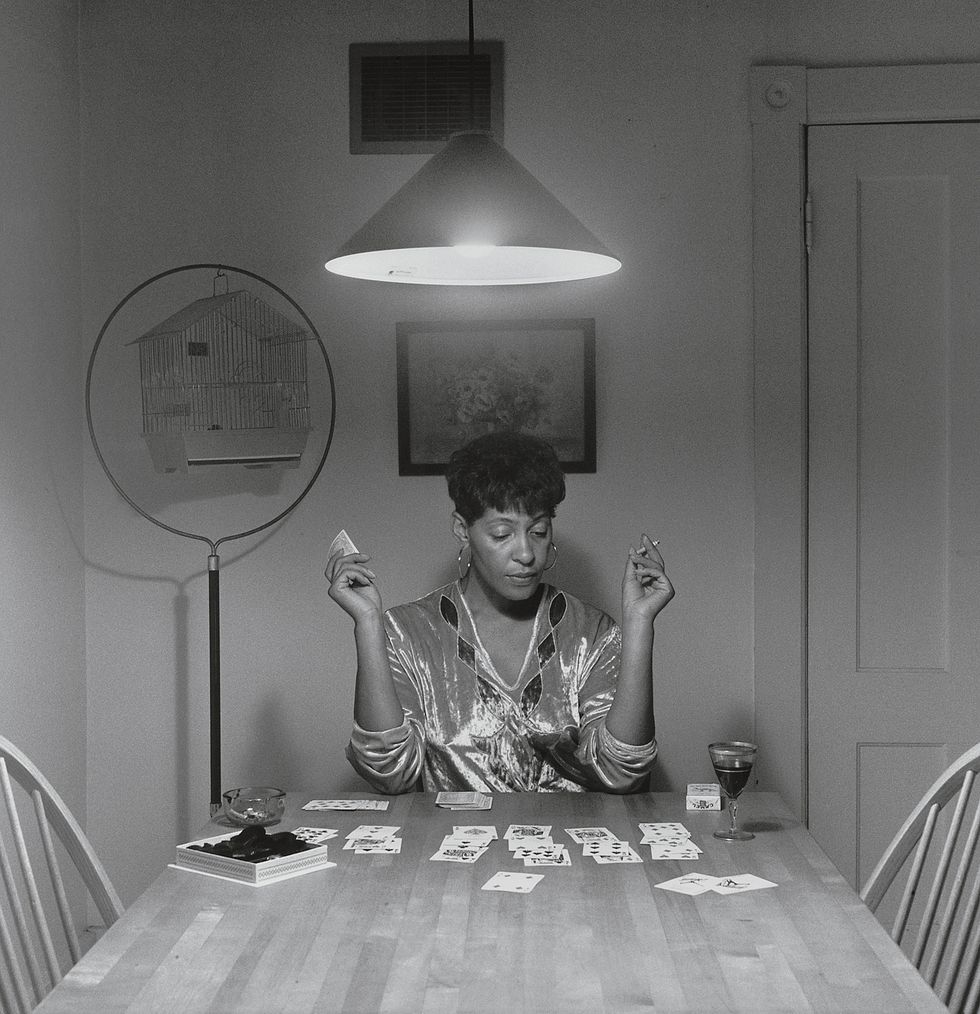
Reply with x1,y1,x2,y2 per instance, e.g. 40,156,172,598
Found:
395,319,596,475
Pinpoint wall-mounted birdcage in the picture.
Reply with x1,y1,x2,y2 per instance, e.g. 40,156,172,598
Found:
128,287,312,473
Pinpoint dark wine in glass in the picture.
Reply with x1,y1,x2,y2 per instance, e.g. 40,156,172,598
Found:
709,741,757,841
715,764,752,799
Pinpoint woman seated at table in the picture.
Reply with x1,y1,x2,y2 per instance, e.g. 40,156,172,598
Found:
326,430,674,794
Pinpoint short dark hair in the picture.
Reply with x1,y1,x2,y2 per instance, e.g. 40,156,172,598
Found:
446,430,566,524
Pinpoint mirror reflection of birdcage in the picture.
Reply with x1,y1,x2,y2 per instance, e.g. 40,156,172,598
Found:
128,288,312,473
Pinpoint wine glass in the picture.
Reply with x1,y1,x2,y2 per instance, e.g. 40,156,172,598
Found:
709,741,757,841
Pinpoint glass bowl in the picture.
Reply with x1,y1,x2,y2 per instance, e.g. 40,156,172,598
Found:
222,786,286,827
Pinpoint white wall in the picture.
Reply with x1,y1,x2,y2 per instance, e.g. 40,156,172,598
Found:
75,0,980,903
0,1,85,816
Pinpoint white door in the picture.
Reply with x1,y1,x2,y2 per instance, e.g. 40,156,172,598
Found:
807,122,980,890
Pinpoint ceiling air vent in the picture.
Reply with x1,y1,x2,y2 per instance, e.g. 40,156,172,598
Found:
349,41,504,154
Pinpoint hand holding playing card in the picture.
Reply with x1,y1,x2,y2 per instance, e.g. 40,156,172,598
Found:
325,529,382,621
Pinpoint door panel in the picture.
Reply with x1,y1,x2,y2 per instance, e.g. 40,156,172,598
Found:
807,123,980,889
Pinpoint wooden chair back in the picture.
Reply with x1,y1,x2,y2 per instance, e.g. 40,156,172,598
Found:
861,742,980,1013
0,735,123,1013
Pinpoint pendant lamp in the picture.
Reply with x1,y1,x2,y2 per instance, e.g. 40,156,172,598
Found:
325,4,620,285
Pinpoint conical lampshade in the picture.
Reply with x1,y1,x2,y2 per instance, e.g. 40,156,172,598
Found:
325,131,621,285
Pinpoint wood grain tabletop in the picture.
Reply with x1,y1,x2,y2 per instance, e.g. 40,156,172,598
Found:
36,791,945,1013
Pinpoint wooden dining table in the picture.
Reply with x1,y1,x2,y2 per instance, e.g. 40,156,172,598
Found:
36,791,944,1013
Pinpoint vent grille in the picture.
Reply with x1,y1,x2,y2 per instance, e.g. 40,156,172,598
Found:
350,41,503,154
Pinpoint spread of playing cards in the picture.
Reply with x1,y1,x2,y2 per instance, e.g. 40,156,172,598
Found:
286,800,780,899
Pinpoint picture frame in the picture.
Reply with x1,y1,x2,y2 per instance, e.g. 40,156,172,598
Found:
396,318,596,475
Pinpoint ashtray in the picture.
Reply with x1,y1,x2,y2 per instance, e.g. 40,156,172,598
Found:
222,786,286,827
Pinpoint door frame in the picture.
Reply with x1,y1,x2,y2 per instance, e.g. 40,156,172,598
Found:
750,62,980,824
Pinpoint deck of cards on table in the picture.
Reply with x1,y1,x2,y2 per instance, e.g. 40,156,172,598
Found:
435,791,493,810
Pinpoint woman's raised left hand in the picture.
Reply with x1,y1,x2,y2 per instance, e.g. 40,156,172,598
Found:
622,533,674,626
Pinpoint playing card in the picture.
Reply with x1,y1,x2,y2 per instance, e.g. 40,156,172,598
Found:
523,847,571,867
563,827,618,844
525,855,571,867
430,846,485,863
513,843,562,859
452,825,498,840
710,874,778,894
440,835,491,852
640,833,694,847
355,838,402,854
291,827,338,845
638,822,691,841
303,799,389,811
504,824,552,840
344,837,394,851
344,826,400,852
481,871,544,893
328,529,359,558
345,825,400,840
655,874,719,896
647,843,702,861
508,835,553,851
582,839,630,856
593,848,644,864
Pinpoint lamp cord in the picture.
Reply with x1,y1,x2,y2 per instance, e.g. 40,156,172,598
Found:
468,0,475,129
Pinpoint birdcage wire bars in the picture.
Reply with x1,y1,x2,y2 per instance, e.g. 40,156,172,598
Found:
129,289,312,471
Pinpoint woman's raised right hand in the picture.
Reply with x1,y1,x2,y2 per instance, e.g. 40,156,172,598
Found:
325,550,383,622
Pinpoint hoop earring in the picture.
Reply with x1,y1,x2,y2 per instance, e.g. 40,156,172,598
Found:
457,544,472,581
544,542,558,571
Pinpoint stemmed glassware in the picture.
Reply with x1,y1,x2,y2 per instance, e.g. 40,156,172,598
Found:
709,741,757,841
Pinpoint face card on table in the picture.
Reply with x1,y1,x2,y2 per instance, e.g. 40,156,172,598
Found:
504,824,552,840
430,846,486,863
564,827,618,844
344,837,396,851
